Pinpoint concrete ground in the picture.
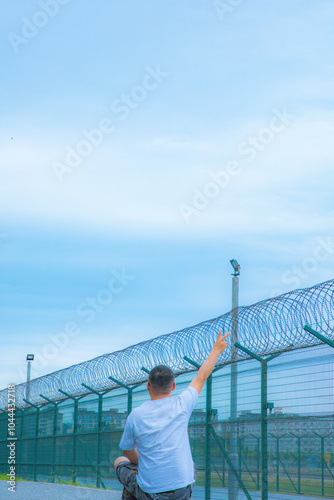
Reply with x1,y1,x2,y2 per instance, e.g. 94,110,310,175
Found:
0,480,327,500
0,480,122,500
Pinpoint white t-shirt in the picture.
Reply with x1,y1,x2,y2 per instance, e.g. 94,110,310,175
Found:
119,386,198,493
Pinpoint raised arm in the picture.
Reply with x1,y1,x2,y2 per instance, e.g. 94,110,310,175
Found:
189,329,230,395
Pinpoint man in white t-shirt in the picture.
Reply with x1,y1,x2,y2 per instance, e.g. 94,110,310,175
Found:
114,329,230,500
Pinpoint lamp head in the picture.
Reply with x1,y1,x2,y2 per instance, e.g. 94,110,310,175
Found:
26,354,34,361
230,259,240,275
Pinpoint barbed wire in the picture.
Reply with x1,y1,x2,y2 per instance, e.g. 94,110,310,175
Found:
1,279,333,409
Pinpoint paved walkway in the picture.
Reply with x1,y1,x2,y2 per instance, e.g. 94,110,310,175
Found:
0,480,121,500
0,480,326,500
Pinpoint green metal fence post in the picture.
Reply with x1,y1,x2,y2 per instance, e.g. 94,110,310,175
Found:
183,356,229,500
258,436,261,491
184,356,214,500
23,399,39,482
298,436,301,494
98,394,102,486
277,437,279,492
109,377,133,415
73,398,78,483
40,394,58,483
206,374,212,500
183,357,209,498
234,342,281,500
58,389,80,484
321,436,324,497
18,407,24,479
81,383,105,488
320,432,332,497
313,432,325,497
304,325,334,498
238,435,241,478
222,437,226,487
291,433,301,494
303,325,334,349
261,360,268,498
269,434,279,492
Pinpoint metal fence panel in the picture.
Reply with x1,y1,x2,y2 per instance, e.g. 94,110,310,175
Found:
0,280,334,498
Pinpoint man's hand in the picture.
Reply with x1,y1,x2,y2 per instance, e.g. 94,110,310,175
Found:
212,329,230,354
190,329,230,395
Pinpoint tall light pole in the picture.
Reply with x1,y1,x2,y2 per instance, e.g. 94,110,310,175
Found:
229,259,240,500
26,354,34,402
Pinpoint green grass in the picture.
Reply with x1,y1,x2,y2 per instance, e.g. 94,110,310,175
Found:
0,474,23,481
54,478,85,486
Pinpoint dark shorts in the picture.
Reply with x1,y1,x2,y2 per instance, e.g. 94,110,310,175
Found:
116,462,194,500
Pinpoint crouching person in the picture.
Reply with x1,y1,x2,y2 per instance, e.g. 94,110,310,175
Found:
114,329,230,499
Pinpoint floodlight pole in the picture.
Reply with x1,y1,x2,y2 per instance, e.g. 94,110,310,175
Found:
229,259,240,500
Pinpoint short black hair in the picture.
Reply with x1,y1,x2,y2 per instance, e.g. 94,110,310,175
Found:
148,365,175,394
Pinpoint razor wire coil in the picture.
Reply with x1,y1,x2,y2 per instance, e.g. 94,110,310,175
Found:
1,279,333,409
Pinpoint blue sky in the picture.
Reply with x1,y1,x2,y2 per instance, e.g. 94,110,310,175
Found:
1,0,334,390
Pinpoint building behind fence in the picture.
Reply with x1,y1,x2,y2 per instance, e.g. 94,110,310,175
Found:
0,279,334,499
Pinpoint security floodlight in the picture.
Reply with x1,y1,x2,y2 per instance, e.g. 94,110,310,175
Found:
230,259,240,275
26,355,34,401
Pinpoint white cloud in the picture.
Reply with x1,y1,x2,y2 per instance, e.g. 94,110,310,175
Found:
1,107,333,241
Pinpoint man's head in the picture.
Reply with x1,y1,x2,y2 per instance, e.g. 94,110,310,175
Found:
147,365,175,398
